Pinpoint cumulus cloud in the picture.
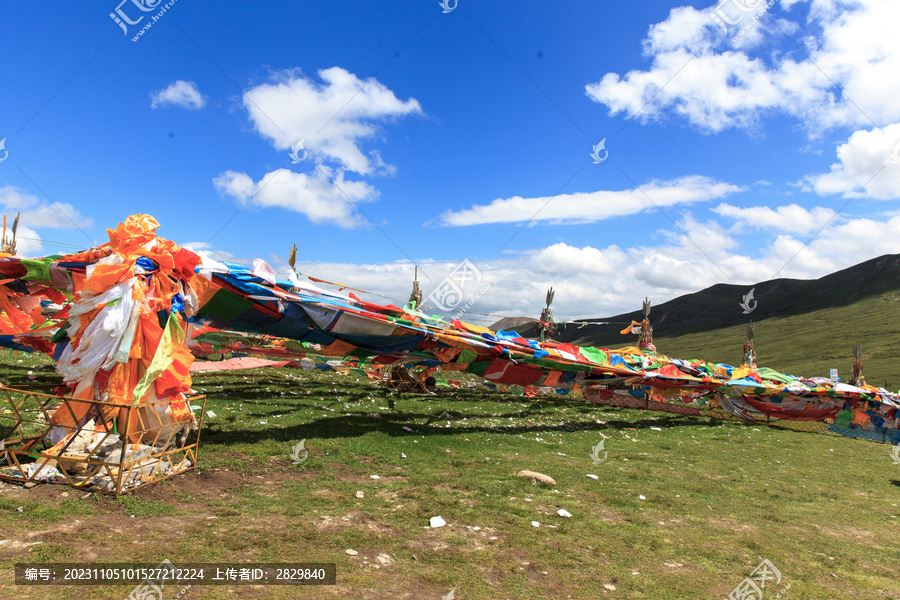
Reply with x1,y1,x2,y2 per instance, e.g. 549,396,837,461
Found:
801,122,900,199
213,166,378,228
0,186,93,257
241,67,422,175
585,0,900,135
249,205,900,322
0,186,92,230
713,203,836,234
435,176,743,226
150,80,206,110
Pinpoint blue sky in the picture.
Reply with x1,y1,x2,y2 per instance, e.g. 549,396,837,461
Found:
1,0,899,323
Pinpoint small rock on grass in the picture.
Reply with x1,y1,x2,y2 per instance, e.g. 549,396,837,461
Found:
345,549,358,556
430,516,446,528
557,509,572,518
355,491,364,499
516,470,556,486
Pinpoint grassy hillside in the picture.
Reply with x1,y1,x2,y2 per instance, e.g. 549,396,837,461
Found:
652,288,900,386
495,254,900,386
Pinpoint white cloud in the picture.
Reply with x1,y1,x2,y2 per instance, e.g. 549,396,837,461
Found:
213,166,378,228
249,206,900,323
435,176,743,226
0,186,94,257
11,225,43,258
713,203,836,234
150,80,206,110
242,67,422,175
586,0,900,135
801,122,900,199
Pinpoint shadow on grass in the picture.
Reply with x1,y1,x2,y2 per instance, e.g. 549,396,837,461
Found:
202,410,710,447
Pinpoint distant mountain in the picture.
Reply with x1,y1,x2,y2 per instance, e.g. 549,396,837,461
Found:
492,254,900,349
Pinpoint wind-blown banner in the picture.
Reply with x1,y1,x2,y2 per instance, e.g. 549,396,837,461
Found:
0,215,896,445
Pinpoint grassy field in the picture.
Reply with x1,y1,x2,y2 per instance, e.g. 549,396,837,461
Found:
0,352,899,599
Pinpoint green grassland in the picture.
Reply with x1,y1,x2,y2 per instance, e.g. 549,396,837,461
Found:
0,351,898,599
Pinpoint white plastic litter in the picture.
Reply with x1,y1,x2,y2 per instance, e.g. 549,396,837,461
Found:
557,509,572,518
586,474,599,480
430,516,446,528
23,463,59,482
531,521,540,527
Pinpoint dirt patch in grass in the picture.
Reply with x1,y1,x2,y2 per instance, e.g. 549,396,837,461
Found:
0,479,84,506
811,523,876,540
315,510,396,537
322,461,407,485
709,516,759,534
